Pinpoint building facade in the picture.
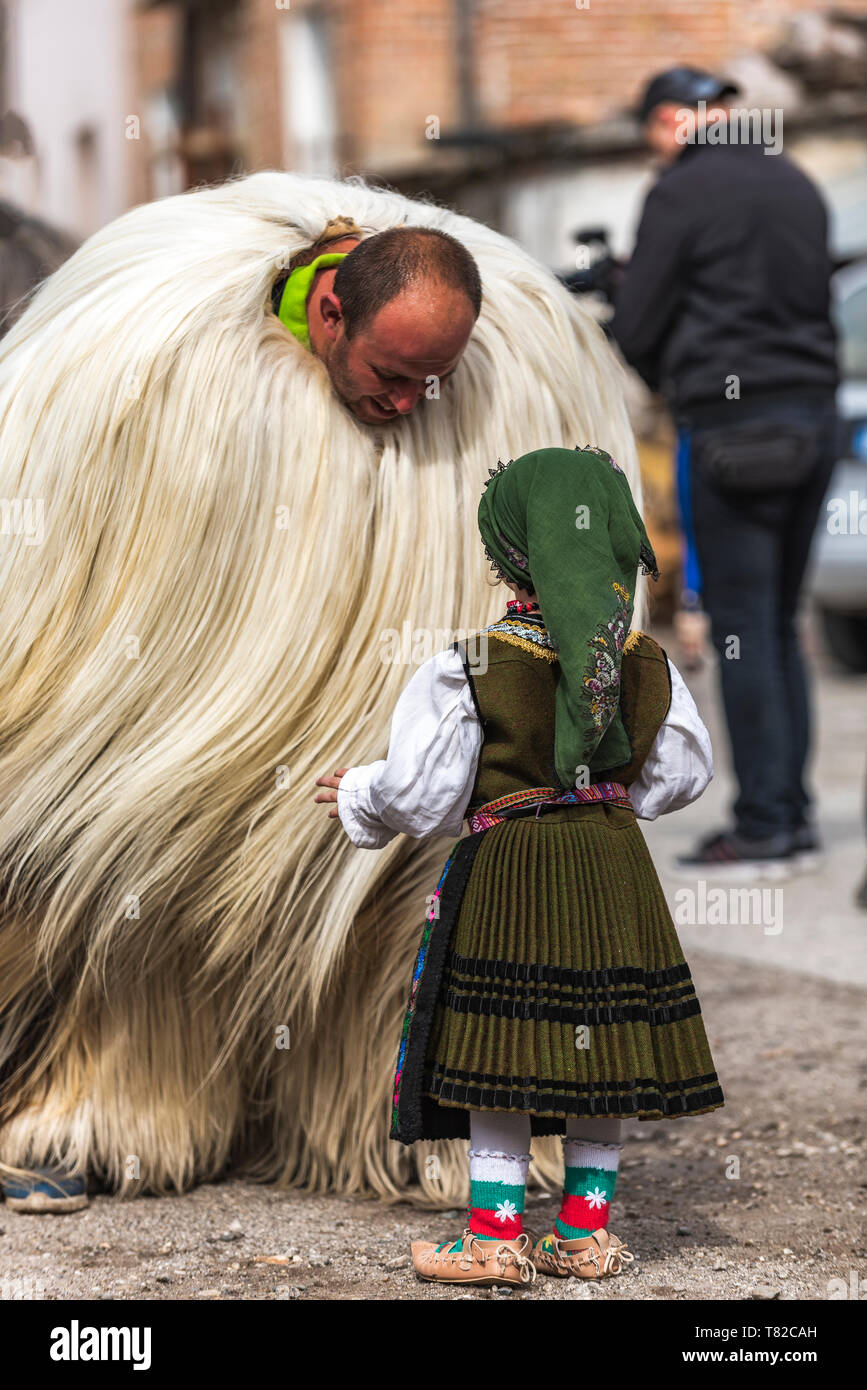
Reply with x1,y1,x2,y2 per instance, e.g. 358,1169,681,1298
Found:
0,1,864,265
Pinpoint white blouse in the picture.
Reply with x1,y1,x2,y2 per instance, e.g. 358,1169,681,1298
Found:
337,646,713,850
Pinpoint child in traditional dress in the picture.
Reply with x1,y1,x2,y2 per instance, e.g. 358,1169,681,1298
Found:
315,446,723,1288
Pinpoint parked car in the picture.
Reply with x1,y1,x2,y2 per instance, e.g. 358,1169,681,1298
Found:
809,258,867,672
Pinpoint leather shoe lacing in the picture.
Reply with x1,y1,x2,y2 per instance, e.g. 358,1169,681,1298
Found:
553,1232,634,1276
459,1230,537,1284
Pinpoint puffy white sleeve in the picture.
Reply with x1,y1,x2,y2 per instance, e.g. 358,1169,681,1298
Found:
629,658,713,820
337,646,483,849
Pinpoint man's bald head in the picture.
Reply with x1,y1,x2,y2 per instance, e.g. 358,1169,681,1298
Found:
333,226,482,338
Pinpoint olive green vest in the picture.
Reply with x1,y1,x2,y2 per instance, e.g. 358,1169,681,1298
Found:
455,630,672,812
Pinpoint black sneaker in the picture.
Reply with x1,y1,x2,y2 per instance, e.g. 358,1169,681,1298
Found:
676,829,796,880
790,823,823,873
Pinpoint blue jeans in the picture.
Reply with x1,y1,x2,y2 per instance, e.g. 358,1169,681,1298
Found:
675,429,702,602
685,399,837,839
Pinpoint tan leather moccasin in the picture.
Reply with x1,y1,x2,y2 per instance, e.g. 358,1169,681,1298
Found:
531,1227,634,1279
411,1229,537,1287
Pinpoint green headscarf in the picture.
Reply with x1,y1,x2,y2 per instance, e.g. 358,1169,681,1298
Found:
477,446,659,788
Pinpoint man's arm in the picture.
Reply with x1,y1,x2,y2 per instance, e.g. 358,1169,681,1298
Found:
610,181,690,391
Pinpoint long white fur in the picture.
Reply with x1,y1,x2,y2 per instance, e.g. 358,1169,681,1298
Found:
0,172,643,1204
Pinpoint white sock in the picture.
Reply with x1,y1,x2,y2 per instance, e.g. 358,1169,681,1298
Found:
565,1116,623,1145
469,1110,531,1158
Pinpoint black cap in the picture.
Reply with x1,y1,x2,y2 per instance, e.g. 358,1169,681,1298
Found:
636,67,740,124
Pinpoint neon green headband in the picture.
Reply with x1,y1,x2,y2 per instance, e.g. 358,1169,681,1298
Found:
277,252,349,350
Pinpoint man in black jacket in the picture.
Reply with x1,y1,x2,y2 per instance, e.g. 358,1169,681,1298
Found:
611,67,838,876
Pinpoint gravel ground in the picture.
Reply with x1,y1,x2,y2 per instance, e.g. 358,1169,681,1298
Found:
1,951,863,1303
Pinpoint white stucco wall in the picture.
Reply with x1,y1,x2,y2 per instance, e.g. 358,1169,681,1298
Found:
502,132,867,281
1,0,132,236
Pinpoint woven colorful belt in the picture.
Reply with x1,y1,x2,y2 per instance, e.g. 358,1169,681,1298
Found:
467,781,632,834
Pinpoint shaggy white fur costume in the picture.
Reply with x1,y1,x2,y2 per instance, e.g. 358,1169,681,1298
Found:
0,172,643,1204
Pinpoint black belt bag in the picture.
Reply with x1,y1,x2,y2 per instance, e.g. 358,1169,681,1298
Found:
693,419,824,494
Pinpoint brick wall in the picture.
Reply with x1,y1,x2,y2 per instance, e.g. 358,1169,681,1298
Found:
129,3,179,205
130,0,867,193
471,0,867,128
331,0,458,171
238,0,283,169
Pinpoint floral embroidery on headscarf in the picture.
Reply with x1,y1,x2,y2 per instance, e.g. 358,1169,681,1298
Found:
581,444,625,476
482,531,533,588
498,531,531,574
582,583,631,739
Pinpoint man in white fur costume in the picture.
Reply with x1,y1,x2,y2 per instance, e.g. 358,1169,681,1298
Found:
0,172,642,1211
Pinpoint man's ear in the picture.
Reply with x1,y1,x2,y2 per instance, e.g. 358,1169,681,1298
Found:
318,291,344,342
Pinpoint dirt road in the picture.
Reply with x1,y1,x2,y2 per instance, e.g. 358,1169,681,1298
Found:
2,636,864,1302
2,951,863,1302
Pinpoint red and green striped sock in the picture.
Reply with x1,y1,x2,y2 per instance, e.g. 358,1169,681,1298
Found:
554,1139,621,1240
466,1148,530,1242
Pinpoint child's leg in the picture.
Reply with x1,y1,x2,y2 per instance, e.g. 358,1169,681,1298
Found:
466,1111,531,1242
554,1117,623,1239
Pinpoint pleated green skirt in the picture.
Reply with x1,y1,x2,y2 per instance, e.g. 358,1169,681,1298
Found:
390,803,724,1144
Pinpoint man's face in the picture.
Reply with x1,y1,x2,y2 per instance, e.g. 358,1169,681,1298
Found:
644,100,731,164
318,283,476,425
